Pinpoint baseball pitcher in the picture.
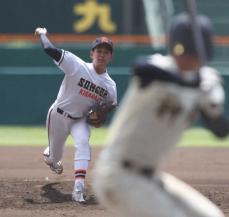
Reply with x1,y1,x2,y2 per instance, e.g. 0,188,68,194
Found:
34,28,117,203
93,13,228,217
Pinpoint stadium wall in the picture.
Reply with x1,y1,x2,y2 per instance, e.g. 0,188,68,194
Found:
0,67,228,125
0,67,130,125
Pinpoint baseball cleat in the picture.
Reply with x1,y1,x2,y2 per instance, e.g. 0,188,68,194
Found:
72,182,86,203
43,155,63,175
49,161,63,174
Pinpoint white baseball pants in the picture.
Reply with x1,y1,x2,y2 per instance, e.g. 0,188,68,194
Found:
93,150,224,217
43,104,91,166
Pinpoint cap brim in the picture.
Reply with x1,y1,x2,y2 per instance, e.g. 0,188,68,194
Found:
92,42,113,52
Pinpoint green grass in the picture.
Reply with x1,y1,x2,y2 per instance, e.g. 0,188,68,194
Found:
0,126,108,147
178,128,229,147
0,126,48,146
0,126,228,147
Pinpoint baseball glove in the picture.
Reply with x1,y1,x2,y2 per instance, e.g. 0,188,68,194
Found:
86,102,116,128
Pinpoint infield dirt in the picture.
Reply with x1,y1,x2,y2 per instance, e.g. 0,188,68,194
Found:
0,146,229,217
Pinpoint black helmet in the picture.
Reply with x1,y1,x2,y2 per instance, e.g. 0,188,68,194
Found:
168,12,214,60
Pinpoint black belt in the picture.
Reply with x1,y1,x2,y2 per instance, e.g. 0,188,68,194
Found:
57,108,80,120
122,160,155,179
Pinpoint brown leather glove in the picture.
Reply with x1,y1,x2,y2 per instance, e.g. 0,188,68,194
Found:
86,102,116,128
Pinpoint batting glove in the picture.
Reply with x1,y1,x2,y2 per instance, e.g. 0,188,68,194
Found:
35,27,47,36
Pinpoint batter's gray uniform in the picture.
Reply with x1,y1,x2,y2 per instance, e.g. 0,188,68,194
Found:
93,53,226,217
94,12,229,216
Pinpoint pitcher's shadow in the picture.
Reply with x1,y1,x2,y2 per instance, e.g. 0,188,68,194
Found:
41,182,72,203
25,182,98,205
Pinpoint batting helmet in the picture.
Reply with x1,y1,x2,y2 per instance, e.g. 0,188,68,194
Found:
168,12,214,60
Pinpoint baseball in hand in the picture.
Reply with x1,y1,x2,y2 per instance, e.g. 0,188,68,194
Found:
34,27,47,36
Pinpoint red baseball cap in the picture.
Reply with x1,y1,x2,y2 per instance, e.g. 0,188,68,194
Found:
91,36,113,53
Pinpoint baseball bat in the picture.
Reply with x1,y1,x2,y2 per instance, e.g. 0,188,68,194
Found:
185,0,207,66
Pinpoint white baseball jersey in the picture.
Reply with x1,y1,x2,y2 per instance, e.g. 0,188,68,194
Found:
103,54,225,168
53,50,117,117
93,54,225,217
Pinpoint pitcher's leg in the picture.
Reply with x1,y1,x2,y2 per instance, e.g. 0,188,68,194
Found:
71,119,91,202
43,107,69,172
